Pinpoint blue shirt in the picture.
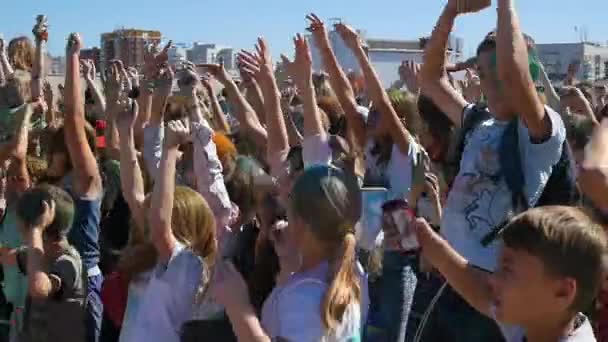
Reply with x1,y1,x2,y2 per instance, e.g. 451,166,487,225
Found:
67,196,102,270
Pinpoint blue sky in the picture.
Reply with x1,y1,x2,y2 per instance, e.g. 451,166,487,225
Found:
2,0,606,58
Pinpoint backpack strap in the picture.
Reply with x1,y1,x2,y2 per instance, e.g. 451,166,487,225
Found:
445,105,491,187
499,119,528,211
481,118,526,247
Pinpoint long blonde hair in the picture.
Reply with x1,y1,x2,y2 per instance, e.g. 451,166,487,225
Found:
290,166,362,330
120,186,218,302
8,37,34,72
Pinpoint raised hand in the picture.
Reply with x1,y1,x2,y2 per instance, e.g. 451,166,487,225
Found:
462,69,482,102
66,32,82,56
143,40,172,80
305,13,329,46
199,62,231,85
154,65,174,99
81,59,95,81
447,0,492,15
105,61,123,105
399,60,421,93
280,34,313,89
43,81,54,109
127,67,140,88
164,119,191,149
116,98,139,133
20,199,55,232
334,22,362,51
236,50,261,80
0,37,4,55
178,62,200,94
32,15,49,43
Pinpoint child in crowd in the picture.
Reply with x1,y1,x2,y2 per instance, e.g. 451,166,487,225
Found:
418,0,570,339
124,118,221,342
414,205,604,342
16,184,86,342
211,165,369,341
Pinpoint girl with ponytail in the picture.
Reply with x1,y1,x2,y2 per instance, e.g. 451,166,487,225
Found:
211,165,369,341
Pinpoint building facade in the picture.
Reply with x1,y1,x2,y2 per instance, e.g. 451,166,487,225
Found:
537,42,608,83
308,27,463,89
100,29,162,75
168,42,189,67
186,43,235,70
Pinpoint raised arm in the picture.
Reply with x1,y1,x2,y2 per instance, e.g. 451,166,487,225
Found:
103,61,125,160
281,34,325,140
116,99,145,231
31,16,48,101
148,120,189,262
82,60,107,116
336,23,413,154
201,76,230,133
306,14,365,149
414,218,493,316
239,69,266,127
238,39,289,162
201,63,268,148
142,65,174,181
539,63,561,112
23,202,65,300
43,81,56,125
0,104,34,166
63,33,102,199
0,37,14,79
497,0,550,140
578,119,608,212
419,3,475,127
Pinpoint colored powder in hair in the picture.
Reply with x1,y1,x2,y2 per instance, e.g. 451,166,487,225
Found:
489,49,541,84
212,133,237,164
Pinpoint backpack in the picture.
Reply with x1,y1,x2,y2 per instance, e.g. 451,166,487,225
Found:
445,105,579,246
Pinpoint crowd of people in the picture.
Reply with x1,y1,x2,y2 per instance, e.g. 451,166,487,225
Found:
0,0,608,341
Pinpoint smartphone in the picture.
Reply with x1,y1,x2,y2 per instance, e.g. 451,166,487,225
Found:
357,187,388,251
382,199,418,251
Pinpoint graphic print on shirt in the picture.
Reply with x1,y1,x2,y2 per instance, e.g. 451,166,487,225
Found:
448,128,509,241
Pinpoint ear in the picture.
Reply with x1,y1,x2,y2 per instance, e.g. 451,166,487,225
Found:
554,276,577,311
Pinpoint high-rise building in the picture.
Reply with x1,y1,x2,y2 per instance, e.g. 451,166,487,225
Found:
186,43,235,69
48,55,65,75
216,48,236,70
100,29,162,75
307,23,463,88
168,42,190,67
188,43,218,65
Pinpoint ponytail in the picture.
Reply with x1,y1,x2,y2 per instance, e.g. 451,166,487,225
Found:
321,232,361,330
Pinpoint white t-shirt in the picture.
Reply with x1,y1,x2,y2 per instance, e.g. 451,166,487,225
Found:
126,243,220,342
441,105,566,271
261,261,368,342
359,140,422,251
498,313,596,342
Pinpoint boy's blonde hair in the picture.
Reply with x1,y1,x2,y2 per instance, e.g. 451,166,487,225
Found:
502,206,608,313
8,37,34,72
0,70,31,108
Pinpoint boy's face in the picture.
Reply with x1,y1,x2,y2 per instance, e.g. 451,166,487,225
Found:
490,246,576,326
477,50,514,120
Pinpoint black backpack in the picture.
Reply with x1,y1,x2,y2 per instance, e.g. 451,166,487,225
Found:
445,105,579,246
